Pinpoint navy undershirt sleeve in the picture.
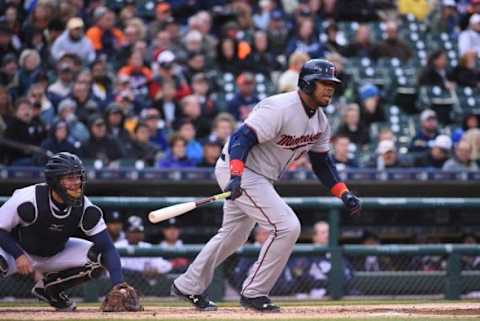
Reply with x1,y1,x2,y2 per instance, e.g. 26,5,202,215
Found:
91,230,124,285
308,151,341,190
0,229,23,259
228,125,259,162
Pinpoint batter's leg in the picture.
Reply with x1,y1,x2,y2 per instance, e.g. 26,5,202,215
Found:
174,201,255,295
234,169,301,298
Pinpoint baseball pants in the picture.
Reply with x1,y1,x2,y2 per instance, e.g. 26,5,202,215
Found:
174,157,301,298
0,238,93,276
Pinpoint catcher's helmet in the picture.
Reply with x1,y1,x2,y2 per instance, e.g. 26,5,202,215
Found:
44,152,86,207
298,59,341,94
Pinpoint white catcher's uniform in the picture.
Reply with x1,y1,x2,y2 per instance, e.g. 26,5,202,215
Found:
175,91,331,297
0,184,106,276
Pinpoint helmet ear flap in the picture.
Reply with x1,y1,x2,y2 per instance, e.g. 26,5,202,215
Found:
299,78,315,95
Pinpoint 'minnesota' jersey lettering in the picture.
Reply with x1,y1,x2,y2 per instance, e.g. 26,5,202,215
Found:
223,91,331,180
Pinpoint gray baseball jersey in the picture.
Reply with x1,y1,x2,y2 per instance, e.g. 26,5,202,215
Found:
175,91,331,299
223,91,331,180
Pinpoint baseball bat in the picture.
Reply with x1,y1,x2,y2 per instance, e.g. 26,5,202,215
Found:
148,191,231,224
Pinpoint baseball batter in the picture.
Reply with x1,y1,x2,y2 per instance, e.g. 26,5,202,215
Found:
172,59,361,312
0,152,140,311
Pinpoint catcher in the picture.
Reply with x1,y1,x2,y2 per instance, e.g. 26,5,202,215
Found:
0,152,142,312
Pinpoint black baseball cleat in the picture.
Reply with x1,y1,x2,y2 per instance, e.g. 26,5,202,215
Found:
170,283,217,311
240,295,280,313
32,282,76,312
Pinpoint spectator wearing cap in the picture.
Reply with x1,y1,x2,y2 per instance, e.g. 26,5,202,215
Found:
56,98,90,143
86,6,126,56
373,20,413,62
358,83,385,127
152,50,192,101
157,134,195,168
414,134,452,168
3,98,46,165
0,54,18,92
198,139,223,167
81,113,124,166
443,139,478,171
36,120,79,164
343,24,376,58
370,139,410,170
51,17,95,65
414,135,452,169
207,112,235,145
286,18,324,59
459,13,480,57
176,120,203,165
178,95,211,139
125,121,162,167
160,219,184,249
266,10,290,56
277,51,310,93
116,216,173,292
105,103,131,148
335,103,370,147
353,231,394,272
410,110,440,153
191,73,217,118
47,61,75,101
105,210,125,243
139,107,168,152
227,72,260,121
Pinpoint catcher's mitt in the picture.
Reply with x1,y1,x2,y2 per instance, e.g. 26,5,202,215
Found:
101,282,143,312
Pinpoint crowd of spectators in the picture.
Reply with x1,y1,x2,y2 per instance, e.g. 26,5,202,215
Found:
0,0,479,172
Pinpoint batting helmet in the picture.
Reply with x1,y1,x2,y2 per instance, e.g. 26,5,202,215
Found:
44,152,86,207
298,59,341,94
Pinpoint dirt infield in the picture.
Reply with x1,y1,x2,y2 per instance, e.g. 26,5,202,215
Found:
0,302,479,321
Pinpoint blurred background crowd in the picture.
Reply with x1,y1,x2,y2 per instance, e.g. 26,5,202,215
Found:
0,0,479,171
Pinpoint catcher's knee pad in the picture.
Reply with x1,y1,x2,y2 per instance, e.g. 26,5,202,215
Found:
44,248,104,294
0,255,8,277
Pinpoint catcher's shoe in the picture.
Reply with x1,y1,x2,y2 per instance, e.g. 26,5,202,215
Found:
32,282,76,312
240,295,280,313
171,283,217,311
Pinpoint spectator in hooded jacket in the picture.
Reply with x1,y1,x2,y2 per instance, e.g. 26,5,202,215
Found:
81,114,124,165
50,17,95,65
35,120,79,164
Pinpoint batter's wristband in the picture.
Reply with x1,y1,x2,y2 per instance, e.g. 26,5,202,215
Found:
230,160,245,176
330,182,349,198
